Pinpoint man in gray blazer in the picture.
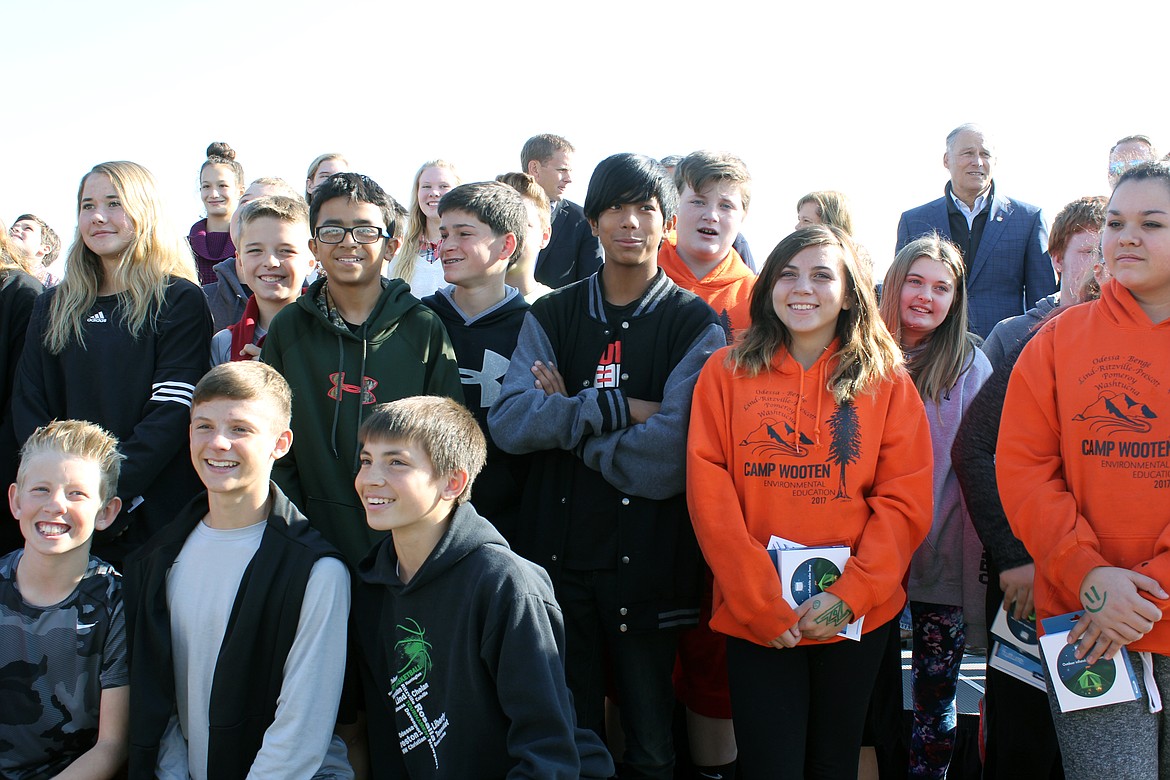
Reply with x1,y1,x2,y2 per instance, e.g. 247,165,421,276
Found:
896,124,1055,338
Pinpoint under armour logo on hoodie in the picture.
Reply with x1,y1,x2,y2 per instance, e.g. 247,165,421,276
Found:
460,349,510,408
328,372,378,404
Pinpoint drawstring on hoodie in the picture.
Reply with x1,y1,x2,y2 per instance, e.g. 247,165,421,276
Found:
317,277,395,470
330,325,371,468
329,337,344,460
790,356,827,454
353,330,370,471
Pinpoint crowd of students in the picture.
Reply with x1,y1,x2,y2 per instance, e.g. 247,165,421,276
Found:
0,129,1168,780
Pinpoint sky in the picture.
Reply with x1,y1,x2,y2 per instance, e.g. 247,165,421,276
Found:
4,0,1169,278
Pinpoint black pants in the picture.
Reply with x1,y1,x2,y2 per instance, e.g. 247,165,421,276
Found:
726,621,891,779
557,568,680,780
982,562,1064,779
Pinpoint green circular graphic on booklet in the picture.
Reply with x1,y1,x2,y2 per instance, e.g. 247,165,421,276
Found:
789,558,841,606
1056,644,1116,698
1006,612,1037,646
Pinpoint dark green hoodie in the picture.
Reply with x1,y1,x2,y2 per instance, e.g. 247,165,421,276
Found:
263,277,461,565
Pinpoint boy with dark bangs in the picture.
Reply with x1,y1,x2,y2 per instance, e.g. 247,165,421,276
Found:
489,153,725,778
261,172,461,566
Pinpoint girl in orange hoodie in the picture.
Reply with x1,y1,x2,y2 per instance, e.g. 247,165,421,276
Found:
998,162,1170,778
688,225,933,778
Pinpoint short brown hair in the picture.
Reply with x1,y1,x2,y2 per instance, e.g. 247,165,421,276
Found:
1111,135,1155,156
673,151,752,212
358,396,486,505
18,420,124,504
13,213,61,264
1048,196,1107,261
438,181,529,265
193,361,293,428
521,134,574,169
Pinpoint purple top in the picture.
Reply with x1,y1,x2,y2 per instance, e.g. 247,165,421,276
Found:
188,218,236,285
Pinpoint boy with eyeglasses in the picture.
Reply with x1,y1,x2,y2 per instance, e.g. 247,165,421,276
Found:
262,172,461,567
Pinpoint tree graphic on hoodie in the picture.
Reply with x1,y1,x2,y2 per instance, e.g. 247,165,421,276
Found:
828,400,860,499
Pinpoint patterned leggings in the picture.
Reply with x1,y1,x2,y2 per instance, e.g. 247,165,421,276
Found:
909,601,966,779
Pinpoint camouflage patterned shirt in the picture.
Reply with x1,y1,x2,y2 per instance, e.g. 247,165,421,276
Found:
0,550,128,779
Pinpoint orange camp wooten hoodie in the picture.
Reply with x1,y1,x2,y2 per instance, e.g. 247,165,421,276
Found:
687,343,933,647
998,280,1170,651
658,235,755,345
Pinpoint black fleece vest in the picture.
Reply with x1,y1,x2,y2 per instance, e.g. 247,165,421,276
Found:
123,487,342,779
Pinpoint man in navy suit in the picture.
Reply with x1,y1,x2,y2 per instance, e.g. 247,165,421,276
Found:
522,134,603,288
896,124,1055,338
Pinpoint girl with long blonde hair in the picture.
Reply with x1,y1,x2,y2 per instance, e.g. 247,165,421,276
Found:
12,161,212,565
386,160,460,296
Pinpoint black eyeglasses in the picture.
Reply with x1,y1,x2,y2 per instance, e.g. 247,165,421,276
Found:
314,225,390,244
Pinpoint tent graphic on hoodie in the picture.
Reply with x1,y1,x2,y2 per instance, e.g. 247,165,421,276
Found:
1073,390,1157,436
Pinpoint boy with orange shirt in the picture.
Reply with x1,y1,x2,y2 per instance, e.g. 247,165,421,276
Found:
657,149,755,778
658,151,755,345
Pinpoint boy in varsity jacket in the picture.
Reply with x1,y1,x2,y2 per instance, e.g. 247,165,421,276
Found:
488,153,724,778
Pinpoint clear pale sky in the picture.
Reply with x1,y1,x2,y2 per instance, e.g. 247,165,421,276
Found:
4,0,1168,277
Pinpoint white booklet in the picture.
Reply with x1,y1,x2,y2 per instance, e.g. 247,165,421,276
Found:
988,598,1045,691
767,536,864,641
990,597,1041,660
1038,612,1140,712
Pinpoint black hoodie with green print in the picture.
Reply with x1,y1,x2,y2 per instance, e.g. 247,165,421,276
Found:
353,502,614,779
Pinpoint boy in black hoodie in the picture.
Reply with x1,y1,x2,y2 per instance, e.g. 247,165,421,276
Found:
421,181,530,538
352,396,612,779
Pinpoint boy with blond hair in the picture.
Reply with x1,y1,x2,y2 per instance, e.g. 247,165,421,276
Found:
1,420,128,778
211,195,316,365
